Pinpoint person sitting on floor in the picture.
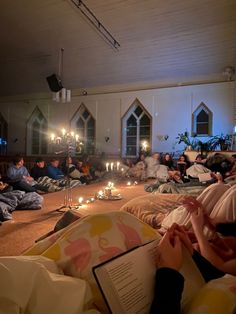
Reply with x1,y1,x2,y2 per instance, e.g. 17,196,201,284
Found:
61,156,87,184
161,153,175,170
31,158,63,192
176,154,190,179
7,155,48,193
186,154,211,179
47,158,65,180
127,153,147,181
0,174,12,193
145,152,161,178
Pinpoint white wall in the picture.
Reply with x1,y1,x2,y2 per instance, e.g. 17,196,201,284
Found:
0,81,235,156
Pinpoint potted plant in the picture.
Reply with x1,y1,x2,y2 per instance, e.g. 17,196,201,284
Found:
176,131,199,150
207,134,232,151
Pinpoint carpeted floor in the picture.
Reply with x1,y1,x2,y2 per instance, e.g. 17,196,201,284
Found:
0,180,151,256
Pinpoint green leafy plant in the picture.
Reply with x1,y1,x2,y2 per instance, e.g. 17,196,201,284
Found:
176,131,200,150
207,134,232,151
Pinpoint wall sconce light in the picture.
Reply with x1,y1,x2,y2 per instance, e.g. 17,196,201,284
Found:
157,135,169,141
105,136,110,142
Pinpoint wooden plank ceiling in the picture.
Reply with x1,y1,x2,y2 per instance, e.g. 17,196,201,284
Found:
0,0,235,96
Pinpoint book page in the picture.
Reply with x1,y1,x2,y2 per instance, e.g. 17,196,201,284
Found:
93,239,159,314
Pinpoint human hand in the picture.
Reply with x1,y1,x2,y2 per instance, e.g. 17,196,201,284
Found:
182,196,202,213
157,231,183,271
170,224,193,255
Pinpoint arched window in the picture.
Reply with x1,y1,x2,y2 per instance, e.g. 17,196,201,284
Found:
27,107,48,155
192,102,212,136
0,113,8,155
71,104,95,155
122,99,151,157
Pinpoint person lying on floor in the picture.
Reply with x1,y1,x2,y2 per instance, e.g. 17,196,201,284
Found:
161,176,236,232
0,189,43,223
7,155,48,193
150,218,235,314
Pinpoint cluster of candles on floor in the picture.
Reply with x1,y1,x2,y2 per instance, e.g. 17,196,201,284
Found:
105,161,124,172
75,180,138,209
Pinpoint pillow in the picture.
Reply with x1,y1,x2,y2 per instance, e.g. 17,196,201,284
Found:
121,193,186,228
25,211,160,313
185,275,236,314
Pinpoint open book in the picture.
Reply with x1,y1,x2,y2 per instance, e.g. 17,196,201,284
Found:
93,238,204,314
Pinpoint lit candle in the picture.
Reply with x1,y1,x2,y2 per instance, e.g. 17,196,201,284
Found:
71,131,75,137
75,134,79,142
50,133,55,141
98,190,103,197
78,197,83,204
117,161,120,171
142,141,148,151
106,162,109,172
111,162,114,171
90,197,95,202
127,181,131,186
121,168,124,172
61,128,66,136
134,181,138,185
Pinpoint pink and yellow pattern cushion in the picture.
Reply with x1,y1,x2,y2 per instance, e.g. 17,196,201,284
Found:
25,211,160,312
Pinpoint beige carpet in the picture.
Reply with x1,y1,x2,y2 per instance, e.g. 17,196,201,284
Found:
0,181,151,256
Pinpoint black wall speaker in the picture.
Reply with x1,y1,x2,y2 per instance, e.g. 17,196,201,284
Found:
46,74,63,92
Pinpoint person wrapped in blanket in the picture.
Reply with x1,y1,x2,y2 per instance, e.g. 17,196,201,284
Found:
7,155,49,193
61,156,88,184
127,153,147,181
46,158,81,189
150,203,236,314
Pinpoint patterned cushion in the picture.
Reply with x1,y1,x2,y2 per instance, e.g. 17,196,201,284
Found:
24,211,160,312
120,193,186,228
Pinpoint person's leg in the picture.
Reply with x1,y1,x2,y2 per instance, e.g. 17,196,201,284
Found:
196,183,230,215
210,185,236,224
12,181,36,193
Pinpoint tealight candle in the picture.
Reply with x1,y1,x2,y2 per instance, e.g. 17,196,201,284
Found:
127,181,131,186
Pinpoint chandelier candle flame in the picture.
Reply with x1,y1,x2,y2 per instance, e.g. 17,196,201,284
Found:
49,128,81,211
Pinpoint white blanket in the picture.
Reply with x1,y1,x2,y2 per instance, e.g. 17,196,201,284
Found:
0,256,100,314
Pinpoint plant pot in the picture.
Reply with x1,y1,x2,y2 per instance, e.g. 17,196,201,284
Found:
220,144,229,151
